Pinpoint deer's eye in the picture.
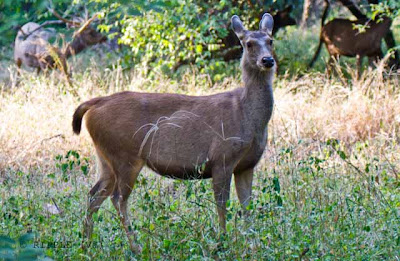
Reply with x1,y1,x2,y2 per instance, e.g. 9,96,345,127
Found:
269,39,274,45
246,42,252,48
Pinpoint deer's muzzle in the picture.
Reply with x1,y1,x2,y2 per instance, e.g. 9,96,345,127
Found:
262,57,274,68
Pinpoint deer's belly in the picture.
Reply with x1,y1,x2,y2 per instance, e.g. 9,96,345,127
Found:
143,140,211,180
147,161,213,180
140,128,249,179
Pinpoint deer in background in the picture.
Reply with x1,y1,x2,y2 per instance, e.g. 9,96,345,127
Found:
308,0,392,77
73,13,275,253
14,9,106,81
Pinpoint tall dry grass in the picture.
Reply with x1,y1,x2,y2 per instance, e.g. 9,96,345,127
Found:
0,62,399,175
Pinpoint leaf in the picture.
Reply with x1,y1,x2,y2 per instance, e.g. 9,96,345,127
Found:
0,248,15,259
195,45,203,54
0,235,15,247
61,163,68,173
163,239,171,249
149,223,155,231
338,151,347,160
275,195,283,207
273,177,280,193
363,226,371,232
81,165,88,175
18,233,34,246
17,247,43,260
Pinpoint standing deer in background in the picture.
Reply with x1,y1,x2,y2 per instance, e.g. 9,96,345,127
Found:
14,9,106,80
73,13,275,253
308,0,392,77
271,5,296,35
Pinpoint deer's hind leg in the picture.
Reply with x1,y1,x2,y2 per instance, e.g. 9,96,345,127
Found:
111,159,144,253
327,54,340,76
82,152,116,245
368,50,383,68
356,55,363,79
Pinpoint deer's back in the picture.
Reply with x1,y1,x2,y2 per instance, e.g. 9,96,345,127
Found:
322,18,390,57
14,22,56,68
85,90,255,179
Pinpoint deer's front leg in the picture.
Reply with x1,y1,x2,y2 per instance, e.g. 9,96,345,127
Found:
234,168,253,209
212,165,233,231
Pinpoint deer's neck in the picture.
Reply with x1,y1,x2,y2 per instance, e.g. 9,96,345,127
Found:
241,64,274,128
65,37,88,58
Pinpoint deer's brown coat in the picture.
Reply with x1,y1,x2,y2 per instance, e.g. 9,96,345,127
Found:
74,13,275,252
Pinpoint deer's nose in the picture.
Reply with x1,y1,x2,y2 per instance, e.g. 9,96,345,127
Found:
262,57,274,68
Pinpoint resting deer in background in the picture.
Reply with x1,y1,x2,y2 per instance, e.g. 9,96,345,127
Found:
309,0,392,77
73,13,275,253
14,9,106,80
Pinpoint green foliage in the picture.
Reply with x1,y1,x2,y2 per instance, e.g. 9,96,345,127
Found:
119,0,233,78
370,0,400,19
1,142,399,260
0,233,51,260
55,150,90,182
113,0,297,79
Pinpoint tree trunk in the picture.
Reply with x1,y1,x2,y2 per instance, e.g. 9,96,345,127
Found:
301,0,314,28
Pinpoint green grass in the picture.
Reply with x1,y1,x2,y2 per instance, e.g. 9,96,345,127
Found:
1,139,399,260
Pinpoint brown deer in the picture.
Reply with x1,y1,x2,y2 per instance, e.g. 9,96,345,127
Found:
14,9,106,77
73,13,275,252
308,0,392,76
271,5,296,34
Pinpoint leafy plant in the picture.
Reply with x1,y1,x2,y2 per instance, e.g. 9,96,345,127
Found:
55,150,90,182
0,233,52,261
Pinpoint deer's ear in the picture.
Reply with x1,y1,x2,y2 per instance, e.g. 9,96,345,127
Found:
259,13,274,35
231,15,246,39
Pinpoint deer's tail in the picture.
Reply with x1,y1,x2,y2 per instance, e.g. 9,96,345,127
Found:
308,0,330,68
72,97,103,135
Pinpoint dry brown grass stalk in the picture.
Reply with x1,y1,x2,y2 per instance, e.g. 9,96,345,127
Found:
0,65,399,174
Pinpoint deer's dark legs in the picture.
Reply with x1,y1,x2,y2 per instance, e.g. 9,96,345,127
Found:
327,55,335,76
356,55,363,79
16,59,22,75
82,155,116,247
327,54,340,76
212,165,233,231
234,168,254,209
111,160,144,253
14,59,22,87
368,50,383,68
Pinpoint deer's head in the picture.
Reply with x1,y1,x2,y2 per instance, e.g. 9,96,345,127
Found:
50,9,107,48
68,16,107,45
232,14,275,71
272,5,296,35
